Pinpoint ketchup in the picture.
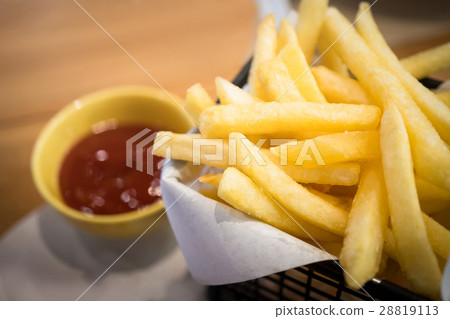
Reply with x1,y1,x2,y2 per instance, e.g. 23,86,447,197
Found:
59,124,164,215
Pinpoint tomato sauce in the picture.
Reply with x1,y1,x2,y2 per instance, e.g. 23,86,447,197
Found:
59,125,164,215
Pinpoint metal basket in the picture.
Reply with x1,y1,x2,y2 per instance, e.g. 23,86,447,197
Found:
206,60,437,301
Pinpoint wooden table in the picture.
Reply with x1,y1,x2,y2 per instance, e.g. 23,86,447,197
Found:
0,0,256,235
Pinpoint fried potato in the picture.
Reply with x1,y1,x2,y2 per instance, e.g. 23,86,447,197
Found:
152,132,228,169
248,14,277,100
296,0,329,64
270,131,380,167
279,162,360,186
311,66,370,104
184,83,215,122
323,7,450,190
218,167,340,242
278,42,326,102
317,26,349,76
356,2,450,145
215,76,261,105
199,102,381,138
257,58,305,102
400,41,450,79
380,105,441,299
230,132,348,236
340,162,388,289
277,19,298,53
153,132,360,185
199,174,223,188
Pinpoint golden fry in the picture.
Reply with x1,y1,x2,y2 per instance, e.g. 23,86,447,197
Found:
311,66,370,104
199,102,381,138
218,167,340,242
340,162,388,289
356,2,450,145
184,83,215,122
400,42,450,79
380,105,441,299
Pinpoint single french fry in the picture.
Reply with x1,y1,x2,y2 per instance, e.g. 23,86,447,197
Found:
218,167,340,242
248,14,277,100
278,42,327,102
296,0,329,64
199,102,381,138
184,83,215,122
270,131,380,167
215,77,261,105
280,162,360,186
356,2,450,145
380,105,441,299
230,132,348,236
318,27,349,76
436,92,450,107
340,162,388,289
257,58,305,102
400,42,450,79
263,149,360,186
324,7,450,190
152,132,228,169
199,174,223,188
416,176,450,202
311,66,370,104
277,19,298,53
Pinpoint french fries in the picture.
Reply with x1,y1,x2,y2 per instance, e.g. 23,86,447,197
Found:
340,162,388,289
323,7,450,191
184,83,215,122
257,58,305,102
296,0,329,64
270,131,380,167
155,1,450,299
380,105,441,299
215,77,261,105
230,132,348,236
278,42,326,102
218,167,340,242
277,19,298,53
248,14,277,100
400,42,450,79
311,66,370,104
355,2,450,145
198,102,381,138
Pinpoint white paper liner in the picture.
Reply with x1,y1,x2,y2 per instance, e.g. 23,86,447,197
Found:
161,159,333,285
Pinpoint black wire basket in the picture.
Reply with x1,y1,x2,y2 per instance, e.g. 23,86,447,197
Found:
207,59,436,301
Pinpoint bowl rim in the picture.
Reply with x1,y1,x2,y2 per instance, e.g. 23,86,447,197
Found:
31,85,192,224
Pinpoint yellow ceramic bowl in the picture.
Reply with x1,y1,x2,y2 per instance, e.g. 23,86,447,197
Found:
31,86,194,238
